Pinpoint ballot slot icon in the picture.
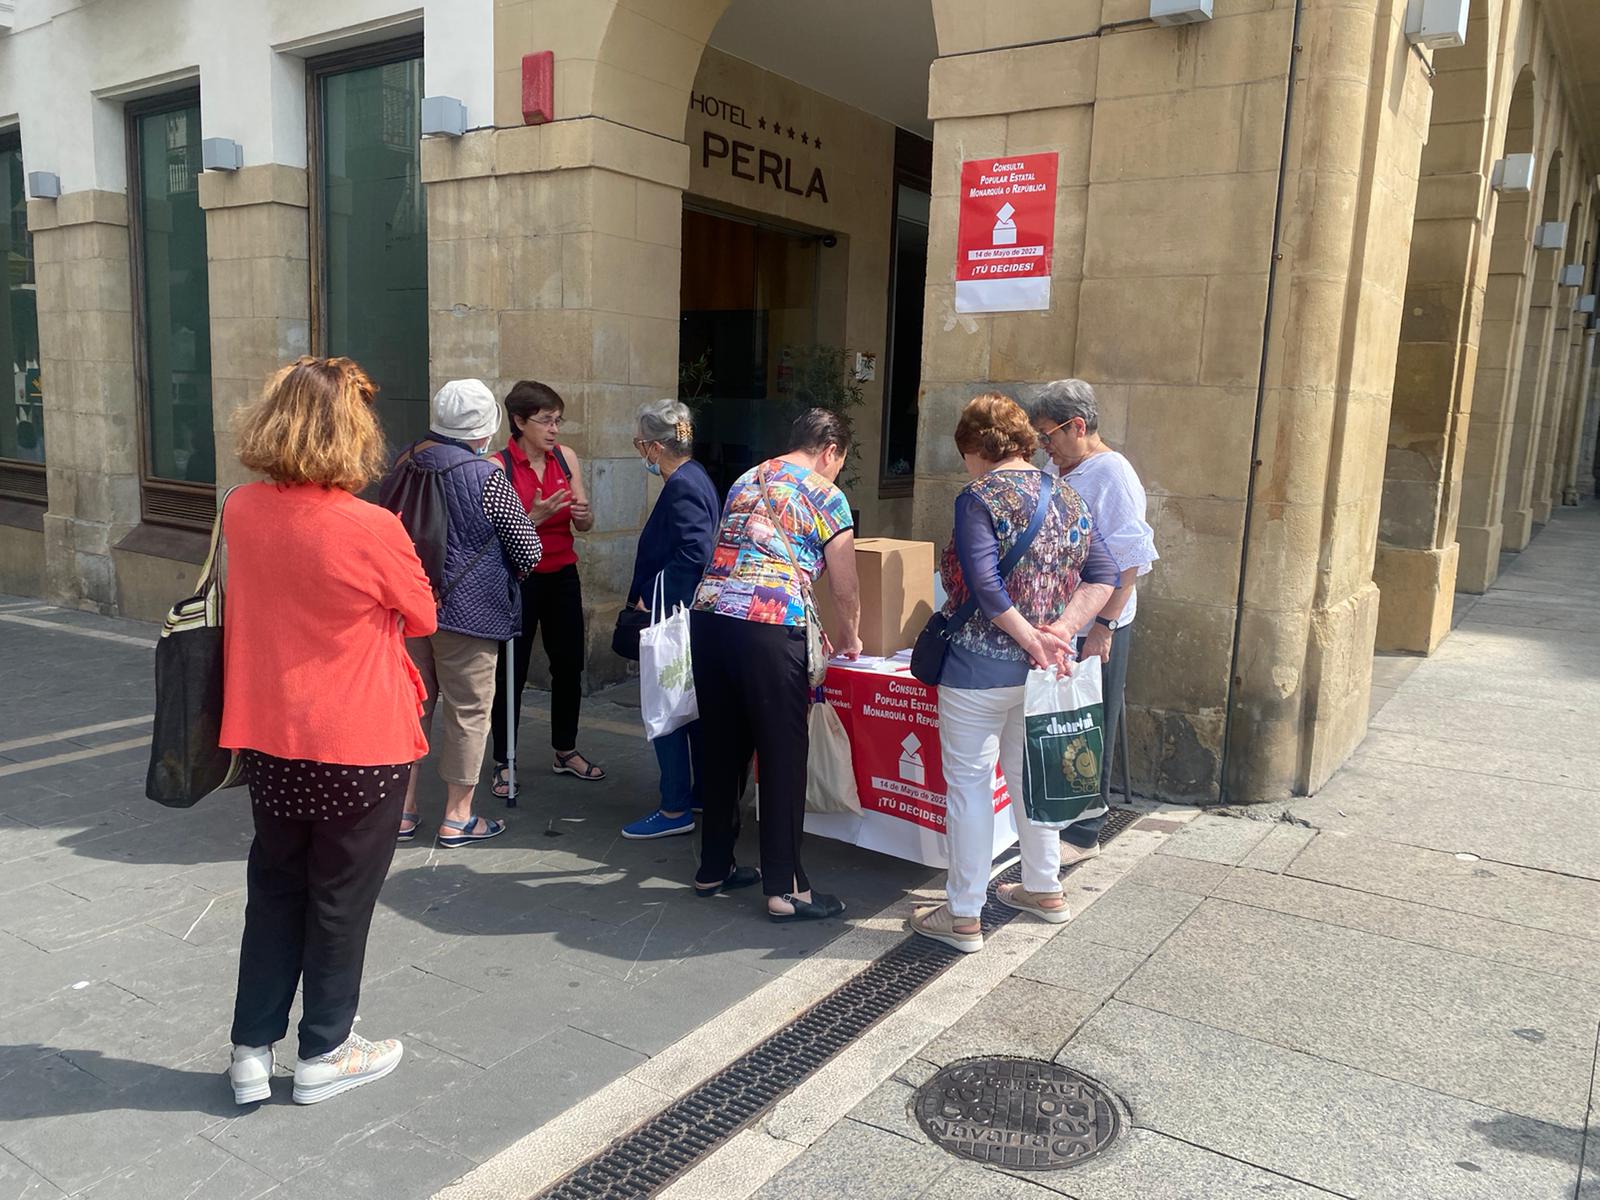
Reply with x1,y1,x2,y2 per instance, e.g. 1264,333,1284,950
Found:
899,733,926,786
992,202,1018,246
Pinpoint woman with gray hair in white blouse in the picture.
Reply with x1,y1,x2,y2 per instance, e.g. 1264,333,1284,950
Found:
1028,379,1158,863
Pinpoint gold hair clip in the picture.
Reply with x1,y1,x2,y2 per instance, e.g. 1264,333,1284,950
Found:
675,419,693,442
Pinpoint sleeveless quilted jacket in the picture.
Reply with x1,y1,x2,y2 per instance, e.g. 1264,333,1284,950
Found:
411,441,521,641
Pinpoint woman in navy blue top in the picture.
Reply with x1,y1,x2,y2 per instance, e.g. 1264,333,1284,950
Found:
620,400,722,841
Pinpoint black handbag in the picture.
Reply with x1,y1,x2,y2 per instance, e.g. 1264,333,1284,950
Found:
910,477,1055,686
612,605,650,661
146,487,244,807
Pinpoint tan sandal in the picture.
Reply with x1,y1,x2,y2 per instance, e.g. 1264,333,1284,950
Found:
997,883,1071,924
909,904,983,953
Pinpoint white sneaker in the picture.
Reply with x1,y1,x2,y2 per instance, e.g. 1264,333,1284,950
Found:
229,1044,274,1105
293,1033,403,1105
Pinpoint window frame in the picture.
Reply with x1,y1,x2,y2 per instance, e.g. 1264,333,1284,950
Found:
126,86,216,529
306,33,426,361
0,126,47,505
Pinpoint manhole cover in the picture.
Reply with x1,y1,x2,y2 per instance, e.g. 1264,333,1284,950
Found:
913,1057,1121,1170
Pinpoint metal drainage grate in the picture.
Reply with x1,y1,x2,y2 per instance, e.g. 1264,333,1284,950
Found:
534,807,1141,1200
1098,805,1140,842
913,1057,1121,1170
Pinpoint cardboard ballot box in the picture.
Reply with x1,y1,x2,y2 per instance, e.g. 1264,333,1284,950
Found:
816,537,935,658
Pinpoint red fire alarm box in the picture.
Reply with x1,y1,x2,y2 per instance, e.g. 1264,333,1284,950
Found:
522,51,554,125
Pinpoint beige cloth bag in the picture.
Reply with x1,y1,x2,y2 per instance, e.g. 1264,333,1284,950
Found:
805,701,861,816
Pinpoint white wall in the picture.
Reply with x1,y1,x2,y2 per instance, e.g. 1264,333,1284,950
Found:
0,0,492,189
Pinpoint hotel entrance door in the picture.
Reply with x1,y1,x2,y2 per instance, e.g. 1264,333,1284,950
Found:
679,207,826,498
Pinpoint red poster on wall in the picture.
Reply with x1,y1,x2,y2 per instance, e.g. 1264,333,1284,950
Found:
955,152,1059,314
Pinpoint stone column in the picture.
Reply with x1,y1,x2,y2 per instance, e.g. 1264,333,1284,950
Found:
1530,314,1578,523
28,191,139,612
1561,327,1596,503
1372,43,1489,654
1228,0,1434,798
198,165,312,490
1499,254,1559,550
1575,329,1600,499
423,120,688,686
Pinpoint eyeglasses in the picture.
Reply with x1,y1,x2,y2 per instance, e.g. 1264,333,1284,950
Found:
530,415,562,429
1035,421,1067,447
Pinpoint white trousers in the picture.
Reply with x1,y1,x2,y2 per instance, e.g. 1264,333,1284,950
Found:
937,682,1063,918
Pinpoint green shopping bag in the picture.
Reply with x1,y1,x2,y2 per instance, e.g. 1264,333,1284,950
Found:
1021,659,1106,828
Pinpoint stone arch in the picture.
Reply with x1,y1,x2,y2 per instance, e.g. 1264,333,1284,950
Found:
1373,0,1496,652
587,0,736,141
583,0,951,143
1497,145,1563,549
1456,65,1538,592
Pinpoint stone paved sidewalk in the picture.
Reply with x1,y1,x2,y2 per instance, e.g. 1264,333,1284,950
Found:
737,504,1600,1200
0,598,932,1200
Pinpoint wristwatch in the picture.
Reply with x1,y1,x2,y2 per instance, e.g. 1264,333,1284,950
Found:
1094,616,1119,631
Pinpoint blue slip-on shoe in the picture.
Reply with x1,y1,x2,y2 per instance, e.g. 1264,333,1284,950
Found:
621,809,696,841
437,815,506,848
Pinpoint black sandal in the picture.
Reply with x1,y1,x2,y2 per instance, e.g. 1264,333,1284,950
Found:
553,750,606,781
768,892,845,923
692,865,762,898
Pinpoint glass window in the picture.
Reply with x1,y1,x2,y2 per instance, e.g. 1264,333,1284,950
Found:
679,208,823,498
0,132,44,476
880,183,928,496
132,97,215,486
317,50,428,446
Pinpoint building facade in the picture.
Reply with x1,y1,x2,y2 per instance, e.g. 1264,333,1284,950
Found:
1,0,1596,804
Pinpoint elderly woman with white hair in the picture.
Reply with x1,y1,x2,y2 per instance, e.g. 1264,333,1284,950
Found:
1028,379,1158,862
619,399,723,840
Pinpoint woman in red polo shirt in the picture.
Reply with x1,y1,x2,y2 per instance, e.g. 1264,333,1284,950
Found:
490,380,605,794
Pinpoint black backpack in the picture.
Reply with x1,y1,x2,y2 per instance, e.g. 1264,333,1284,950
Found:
378,441,491,603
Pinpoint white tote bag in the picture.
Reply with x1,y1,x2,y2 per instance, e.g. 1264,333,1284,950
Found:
640,574,698,740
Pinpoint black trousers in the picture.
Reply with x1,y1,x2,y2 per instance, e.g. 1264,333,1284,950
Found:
1064,623,1133,850
492,563,585,762
230,767,407,1060
692,611,811,898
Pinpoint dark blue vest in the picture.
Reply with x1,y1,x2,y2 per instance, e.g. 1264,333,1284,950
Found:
412,441,521,642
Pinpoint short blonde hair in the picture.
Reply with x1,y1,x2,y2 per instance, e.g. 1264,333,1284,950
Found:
234,357,385,492
954,392,1036,463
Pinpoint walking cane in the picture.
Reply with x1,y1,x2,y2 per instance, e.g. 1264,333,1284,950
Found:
1118,693,1133,804
504,638,518,808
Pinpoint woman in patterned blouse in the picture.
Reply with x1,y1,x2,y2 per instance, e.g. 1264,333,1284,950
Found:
910,393,1118,955
689,408,863,921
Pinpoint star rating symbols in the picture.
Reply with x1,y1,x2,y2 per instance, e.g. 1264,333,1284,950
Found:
743,111,824,151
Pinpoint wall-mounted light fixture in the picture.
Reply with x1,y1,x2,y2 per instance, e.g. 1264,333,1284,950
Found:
27,171,61,200
1150,0,1212,24
201,137,243,172
1534,222,1567,251
1560,263,1585,287
421,96,468,138
1491,153,1535,194
1404,0,1468,48
1577,294,1596,314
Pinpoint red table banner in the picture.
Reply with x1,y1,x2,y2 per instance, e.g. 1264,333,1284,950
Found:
955,152,1058,314
822,665,1009,836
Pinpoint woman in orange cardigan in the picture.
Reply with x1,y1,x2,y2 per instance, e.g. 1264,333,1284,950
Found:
219,357,436,1108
